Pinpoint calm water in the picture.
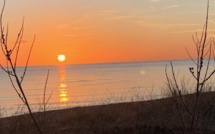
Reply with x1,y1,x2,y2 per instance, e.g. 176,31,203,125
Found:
0,60,211,116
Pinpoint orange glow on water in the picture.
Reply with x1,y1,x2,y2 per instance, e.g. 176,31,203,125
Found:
59,66,69,105
60,83,67,88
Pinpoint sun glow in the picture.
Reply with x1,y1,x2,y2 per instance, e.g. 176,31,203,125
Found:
58,54,66,62
59,66,69,105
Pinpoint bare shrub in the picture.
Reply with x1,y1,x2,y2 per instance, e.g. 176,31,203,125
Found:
165,0,215,133
0,0,50,133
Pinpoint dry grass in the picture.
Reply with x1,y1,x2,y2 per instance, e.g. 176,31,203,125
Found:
0,91,215,134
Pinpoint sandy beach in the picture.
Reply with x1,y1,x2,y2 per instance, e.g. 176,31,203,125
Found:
1,91,215,134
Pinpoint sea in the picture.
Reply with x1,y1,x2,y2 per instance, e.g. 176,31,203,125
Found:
0,60,213,117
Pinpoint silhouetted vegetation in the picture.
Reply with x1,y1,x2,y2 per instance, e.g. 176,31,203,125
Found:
0,91,215,133
0,0,49,133
165,0,215,133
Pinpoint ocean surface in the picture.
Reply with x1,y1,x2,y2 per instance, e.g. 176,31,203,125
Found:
0,60,213,117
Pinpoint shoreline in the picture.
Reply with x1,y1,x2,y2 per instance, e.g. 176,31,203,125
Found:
1,91,215,133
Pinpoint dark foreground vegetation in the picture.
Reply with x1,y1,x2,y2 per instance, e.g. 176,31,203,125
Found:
0,91,215,134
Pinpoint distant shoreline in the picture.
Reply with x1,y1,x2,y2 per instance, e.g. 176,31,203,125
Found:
7,58,193,68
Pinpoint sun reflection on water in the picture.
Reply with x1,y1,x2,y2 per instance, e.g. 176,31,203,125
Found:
59,66,69,105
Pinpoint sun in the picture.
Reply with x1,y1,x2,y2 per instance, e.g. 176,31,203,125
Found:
58,54,66,62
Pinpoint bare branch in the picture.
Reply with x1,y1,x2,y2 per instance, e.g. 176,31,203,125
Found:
202,44,212,87
11,17,24,55
165,64,186,132
192,34,199,47
43,69,49,113
0,1,42,133
201,70,215,85
0,0,5,34
14,21,24,68
5,22,8,44
198,24,206,50
186,47,197,65
200,0,209,58
0,64,14,76
5,61,25,103
189,67,197,80
21,35,35,83
165,65,173,94
170,62,180,93
45,90,53,106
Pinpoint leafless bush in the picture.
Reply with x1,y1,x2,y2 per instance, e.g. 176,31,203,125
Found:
165,0,215,133
0,0,50,133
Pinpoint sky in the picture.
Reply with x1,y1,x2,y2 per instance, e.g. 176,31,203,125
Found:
0,0,215,66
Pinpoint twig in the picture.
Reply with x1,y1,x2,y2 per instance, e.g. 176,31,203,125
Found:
20,35,35,83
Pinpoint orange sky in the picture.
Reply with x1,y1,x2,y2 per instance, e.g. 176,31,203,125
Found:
0,0,215,66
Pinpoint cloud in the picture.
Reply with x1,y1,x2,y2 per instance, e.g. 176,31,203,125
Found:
98,9,133,21
56,23,72,30
56,23,89,31
137,20,156,27
173,29,215,34
137,20,201,29
167,23,201,28
162,5,182,10
105,15,133,20
61,33,95,40
98,10,119,16
147,0,160,2
172,30,201,34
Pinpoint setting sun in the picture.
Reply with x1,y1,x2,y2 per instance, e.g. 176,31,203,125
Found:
58,54,66,62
